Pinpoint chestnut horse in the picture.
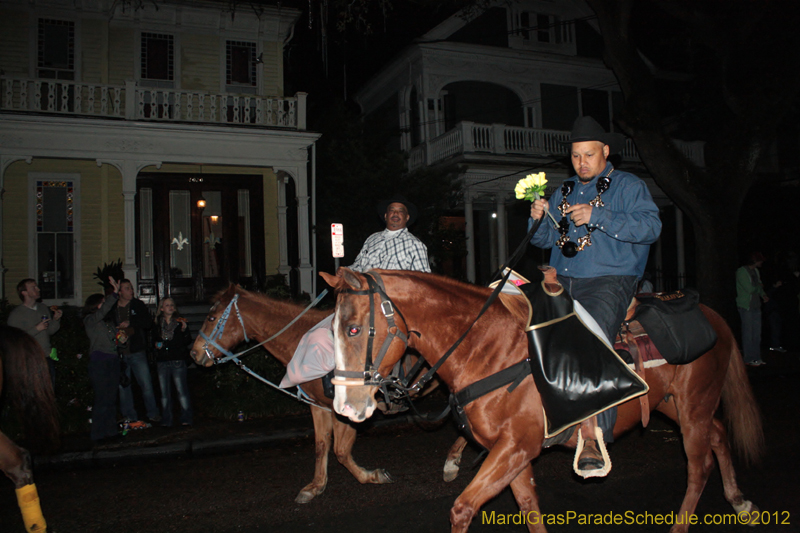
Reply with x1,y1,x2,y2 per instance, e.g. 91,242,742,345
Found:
189,284,468,503
1,325,60,533
321,269,764,533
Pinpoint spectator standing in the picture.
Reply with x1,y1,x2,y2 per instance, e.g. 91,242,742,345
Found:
736,252,768,366
111,279,161,427
153,298,194,427
82,277,122,443
7,278,62,388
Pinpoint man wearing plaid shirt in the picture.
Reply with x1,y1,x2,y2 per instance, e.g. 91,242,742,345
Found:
281,195,430,389
348,195,431,273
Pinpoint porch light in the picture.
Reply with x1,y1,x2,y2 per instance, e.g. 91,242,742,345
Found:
197,197,206,209
210,215,219,224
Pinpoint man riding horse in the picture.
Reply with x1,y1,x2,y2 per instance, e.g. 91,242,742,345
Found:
528,116,662,475
280,195,430,395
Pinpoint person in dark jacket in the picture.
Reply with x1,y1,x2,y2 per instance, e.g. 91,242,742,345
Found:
83,277,122,442
110,279,160,427
153,298,193,427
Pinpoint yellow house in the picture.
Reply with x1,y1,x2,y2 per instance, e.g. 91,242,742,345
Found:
0,0,320,307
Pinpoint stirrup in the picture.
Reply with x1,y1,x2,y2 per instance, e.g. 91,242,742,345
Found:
573,425,612,478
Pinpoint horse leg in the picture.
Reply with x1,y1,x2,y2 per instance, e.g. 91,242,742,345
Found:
509,463,547,533
450,441,541,533
332,414,393,485
295,405,332,504
443,436,468,482
657,399,716,533
709,418,761,522
1,432,47,533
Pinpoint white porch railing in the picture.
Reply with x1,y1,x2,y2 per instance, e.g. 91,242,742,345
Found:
0,77,307,129
408,121,705,170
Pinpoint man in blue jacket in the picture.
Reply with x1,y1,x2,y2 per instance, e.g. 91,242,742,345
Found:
529,116,662,476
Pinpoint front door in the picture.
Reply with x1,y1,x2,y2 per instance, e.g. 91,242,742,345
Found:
136,174,265,305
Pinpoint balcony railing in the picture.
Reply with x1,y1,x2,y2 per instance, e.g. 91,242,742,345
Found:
1,77,307,129
408,121,705,170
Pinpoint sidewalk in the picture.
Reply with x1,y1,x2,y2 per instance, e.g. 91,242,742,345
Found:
33,403,446,469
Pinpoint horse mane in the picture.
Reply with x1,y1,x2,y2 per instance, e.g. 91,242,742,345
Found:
0,325,61,452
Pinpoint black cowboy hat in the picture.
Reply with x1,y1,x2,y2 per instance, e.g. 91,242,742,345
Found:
560,116,626,155
377,194,418,225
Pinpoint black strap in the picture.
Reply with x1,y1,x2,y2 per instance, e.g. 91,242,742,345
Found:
412,216,543,392
454,360,531,407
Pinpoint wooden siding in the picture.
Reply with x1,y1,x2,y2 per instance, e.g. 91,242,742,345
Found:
0,10,30,76
261,41,283,97
81,18,108,84
181,33,220,92
108,27,134,86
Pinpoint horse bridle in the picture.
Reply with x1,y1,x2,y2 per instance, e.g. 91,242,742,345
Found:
331,271,410,389
198,294,251,364
198,289,329,365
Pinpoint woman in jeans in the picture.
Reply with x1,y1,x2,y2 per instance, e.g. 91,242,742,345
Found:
83,277,122,442
153,298,194,426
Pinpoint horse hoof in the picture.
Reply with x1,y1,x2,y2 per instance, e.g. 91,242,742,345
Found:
443,466,459,482
376,469,394,484
295,489,319,504
733,500,760,526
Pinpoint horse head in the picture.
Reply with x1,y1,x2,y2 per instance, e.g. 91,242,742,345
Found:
320,268,411,423
191,284,249,367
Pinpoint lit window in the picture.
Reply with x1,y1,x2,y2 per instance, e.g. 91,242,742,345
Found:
36,181,75,300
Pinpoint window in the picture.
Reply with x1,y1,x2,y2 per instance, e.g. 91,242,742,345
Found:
519,12,568,44
38,19,75,80
34,180,76,300
226,41,257,87
141,32,174,84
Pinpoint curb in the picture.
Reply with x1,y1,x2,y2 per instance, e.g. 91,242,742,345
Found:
34,412,436,468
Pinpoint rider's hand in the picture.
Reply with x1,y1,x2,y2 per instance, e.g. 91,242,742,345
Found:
530,199,549,221
565,204,593,227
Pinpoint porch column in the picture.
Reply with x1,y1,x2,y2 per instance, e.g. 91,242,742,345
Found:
496,196,508,267
0,156,33,300
278,165,313,296
276,175,290,279
465,194,476,283
96,159,162,292
675,205,686,288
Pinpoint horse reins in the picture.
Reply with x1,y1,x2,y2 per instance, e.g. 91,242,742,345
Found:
331,216,544,403
197,289,333,411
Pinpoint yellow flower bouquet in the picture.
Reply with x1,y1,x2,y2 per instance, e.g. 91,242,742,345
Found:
515,172,548,202
515,172,559,227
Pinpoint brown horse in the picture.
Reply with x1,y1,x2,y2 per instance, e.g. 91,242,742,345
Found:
189,284,468,503
1,325,60,533
321,268,764,533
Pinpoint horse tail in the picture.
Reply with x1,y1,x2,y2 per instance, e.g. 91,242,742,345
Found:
0,326,61,451
718,321,764,466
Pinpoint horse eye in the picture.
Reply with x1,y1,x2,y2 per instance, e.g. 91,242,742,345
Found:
348,326,361,336
208,317,216,322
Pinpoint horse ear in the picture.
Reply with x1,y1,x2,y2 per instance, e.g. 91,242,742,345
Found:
338,267,363,290
319,271,340,289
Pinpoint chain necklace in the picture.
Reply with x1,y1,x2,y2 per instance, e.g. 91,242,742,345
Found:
555,167,614,258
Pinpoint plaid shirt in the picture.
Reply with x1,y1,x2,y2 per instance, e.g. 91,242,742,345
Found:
348,228,431,273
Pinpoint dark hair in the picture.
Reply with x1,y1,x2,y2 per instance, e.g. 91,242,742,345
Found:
748,252,766,266
82,293,106,318
16,278,35,302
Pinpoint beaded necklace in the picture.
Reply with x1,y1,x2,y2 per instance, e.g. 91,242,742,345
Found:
555,166,614,258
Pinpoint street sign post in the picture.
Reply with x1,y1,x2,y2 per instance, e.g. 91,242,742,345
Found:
331,223,344,269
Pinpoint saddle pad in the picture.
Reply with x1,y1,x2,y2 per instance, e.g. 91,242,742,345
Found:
523,282,648,438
